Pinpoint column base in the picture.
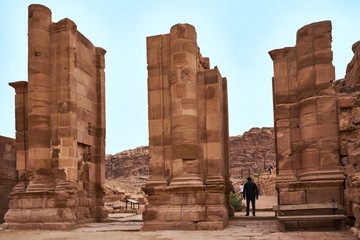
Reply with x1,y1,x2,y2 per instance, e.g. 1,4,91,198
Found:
167,175,204,189
4,179,107,230
142,184,229,230
276,176,346,231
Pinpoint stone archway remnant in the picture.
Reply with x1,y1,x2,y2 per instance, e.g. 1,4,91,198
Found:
143,24,233,230
269,20,360,231
4,4,106,230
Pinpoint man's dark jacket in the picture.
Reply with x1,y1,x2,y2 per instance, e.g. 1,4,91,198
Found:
243,181,259,200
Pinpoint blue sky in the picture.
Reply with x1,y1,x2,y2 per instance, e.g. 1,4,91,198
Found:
1,1,360,154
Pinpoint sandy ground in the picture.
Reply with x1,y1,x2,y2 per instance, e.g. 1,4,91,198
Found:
0,222,355,240
0,196,357,240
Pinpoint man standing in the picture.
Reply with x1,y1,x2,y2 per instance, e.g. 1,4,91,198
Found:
243,177,259,216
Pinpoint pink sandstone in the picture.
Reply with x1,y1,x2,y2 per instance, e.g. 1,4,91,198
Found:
143,23,232,230
4,4,106,230
270,20,360,231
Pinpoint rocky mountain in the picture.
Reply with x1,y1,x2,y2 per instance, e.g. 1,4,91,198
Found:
229,127,275,178
105,127,275,182
105,146,149,179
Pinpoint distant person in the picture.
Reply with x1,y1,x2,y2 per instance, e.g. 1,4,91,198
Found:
243,177,259,216
240,184,244,194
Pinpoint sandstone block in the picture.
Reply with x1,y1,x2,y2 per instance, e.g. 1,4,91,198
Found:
307,189,341,204
279,191,306,205
158,206,181,221
206,206,227,221
4,209,31,223
300,125,319,140
197,221,225,230
315,65,335,85
318,123,338,138
205,192,225,205
301,150,320,168
181,205,206,221
353,107,360,124
338,96,354,108
320,150,339,167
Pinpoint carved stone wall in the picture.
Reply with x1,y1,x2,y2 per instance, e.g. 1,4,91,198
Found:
4,4,106,230
335,40,360,231
143,24,232,230
0,136,17,222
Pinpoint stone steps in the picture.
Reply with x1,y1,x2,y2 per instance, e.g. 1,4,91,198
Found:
232,210,277,220
232,215,277,220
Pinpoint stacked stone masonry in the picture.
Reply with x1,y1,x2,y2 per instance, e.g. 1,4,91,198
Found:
254,173,277,197
143,24,233,230
4,4,106,230
0,136,17,222
336,40,360,232
269,20,360,231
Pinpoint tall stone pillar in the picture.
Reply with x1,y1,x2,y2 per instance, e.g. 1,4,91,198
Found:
295,22,342,183
269,47,299,204
5,4,106,230
143,24,231,230
146,33,170,188
169,24,202,188
269,21,345,230
27,4,51,172
8,82,28,173
222,78,234,217
94,47,107,219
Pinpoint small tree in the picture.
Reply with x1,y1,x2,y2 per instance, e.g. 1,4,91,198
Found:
230,192,245,212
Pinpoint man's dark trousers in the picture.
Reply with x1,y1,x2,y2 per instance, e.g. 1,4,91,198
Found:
246,197,255,216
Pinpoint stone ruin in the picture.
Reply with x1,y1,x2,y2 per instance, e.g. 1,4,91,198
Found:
3,4,106,230
0,136,17,222
270,20,360,231
143,24,233,230
1,4,360,234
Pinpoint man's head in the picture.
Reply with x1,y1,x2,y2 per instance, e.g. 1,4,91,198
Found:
247,177,252,181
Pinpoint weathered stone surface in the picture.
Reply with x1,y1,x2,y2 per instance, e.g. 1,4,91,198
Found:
0,136,17,222
4,4,106,230
338,35,360,233
269,21,347,231
254,173,277,196
143,23,231,230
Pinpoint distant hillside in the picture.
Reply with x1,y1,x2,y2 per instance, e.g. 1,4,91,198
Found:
105,127,275,183
229,127,275,178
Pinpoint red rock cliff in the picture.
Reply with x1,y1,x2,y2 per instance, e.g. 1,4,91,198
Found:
105,127,275,181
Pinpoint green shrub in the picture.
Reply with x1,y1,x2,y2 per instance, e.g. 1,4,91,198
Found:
230,192,245,212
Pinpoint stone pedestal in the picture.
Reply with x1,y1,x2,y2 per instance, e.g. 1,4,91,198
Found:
4,4,106,230
143,24,232,230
